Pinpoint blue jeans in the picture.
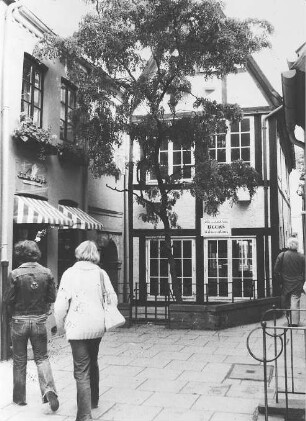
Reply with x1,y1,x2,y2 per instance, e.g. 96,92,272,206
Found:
11,315,57,404
69,338,102,421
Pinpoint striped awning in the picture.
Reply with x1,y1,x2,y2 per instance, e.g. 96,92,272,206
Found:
58,205,103,230
14,196,74,226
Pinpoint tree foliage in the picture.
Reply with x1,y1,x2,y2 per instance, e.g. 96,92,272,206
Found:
35,0,273,301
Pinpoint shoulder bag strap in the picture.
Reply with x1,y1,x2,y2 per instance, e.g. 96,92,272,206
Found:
99,270,107,308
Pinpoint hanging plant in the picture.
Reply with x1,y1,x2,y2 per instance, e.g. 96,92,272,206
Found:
13,113,57,160
56,141,89,166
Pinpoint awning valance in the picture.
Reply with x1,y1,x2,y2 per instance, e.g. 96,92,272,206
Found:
58,205,103,230
14,196,74,226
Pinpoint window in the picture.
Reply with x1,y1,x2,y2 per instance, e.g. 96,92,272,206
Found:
60,79,77,142
21,55,44,126
204,237,257,300
146,238,196,300
148,139,194,182
209,117,253,165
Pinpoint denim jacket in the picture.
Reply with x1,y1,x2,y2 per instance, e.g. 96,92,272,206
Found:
4,262,56,316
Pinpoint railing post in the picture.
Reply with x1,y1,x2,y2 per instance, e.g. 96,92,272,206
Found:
261,321,269,421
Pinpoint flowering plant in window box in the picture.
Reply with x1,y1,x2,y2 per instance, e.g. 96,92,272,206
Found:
13,114,57,160
56,142,89,166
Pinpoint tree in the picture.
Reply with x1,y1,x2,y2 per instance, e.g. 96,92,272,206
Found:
36,0,273,302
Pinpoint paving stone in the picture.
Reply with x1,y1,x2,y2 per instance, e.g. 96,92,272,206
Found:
153,407,214,421
210,412,256,420
181,381,230,396
137,377,188,393
100,387,153,405
136,366,182,380
143,391,199,409
192,396,259,414
93,402,161,421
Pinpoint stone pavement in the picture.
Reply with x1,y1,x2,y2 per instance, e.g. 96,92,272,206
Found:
0,308,305,421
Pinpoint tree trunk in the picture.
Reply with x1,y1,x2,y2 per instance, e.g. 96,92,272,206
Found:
161,217,182,303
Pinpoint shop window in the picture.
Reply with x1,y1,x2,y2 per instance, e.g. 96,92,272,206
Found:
146,238,196,300
21,54,44,126
209,117,253,165
60,79,77,142
204,237,257,300
148,139,194,182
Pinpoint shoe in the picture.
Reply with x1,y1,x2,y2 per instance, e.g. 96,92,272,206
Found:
91,401,99,409
14,401,27,406
46,391,59,412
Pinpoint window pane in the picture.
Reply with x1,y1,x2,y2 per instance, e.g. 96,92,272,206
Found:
61,87,66,102
34,71,41,88
182,166,191,178
218,241,227,258
160,242,167,258
23,61,32,82
33,89,41,108
150,259,158,276
208,279,217,296
231,133,239,147
160,259,168,276
208,259,217,277
217,134,226,148
232,259,240,277
173,151,181,165
219,279,228,296
208,241,217,257
150,279,158,295
217,149,226,162
183,279,192,296
241,118,250,132
183,260,192,277
173,241,181,258
219,259,228,277
233,278,242,297
241,133,250,147
175,259,182,277
21,101,31,116
231,148,240,161
22,82,31,102
183,150,191,164
243,279,253,297
32,108,40,125
231,121,239,132
60,104,66,120
160,278,169,296
150,241,158,258
183,241,192,257
209,150,216,160
241,148,250,162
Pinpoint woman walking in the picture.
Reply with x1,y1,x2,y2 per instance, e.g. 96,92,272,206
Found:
54,240,117,421
4,240,59,411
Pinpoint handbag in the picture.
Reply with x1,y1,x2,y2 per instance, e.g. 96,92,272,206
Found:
99,270,125,331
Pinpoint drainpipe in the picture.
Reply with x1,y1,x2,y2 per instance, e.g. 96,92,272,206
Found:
0,1,22,360
262,105,283,297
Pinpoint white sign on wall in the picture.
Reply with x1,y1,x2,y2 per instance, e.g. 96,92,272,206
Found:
201,218,231,237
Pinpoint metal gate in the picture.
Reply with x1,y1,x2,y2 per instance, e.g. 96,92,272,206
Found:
131,283,175,325
247,306,306,421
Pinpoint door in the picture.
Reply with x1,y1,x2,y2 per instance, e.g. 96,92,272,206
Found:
204,237,257,301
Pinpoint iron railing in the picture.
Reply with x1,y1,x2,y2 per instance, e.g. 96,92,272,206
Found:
247,306,306,421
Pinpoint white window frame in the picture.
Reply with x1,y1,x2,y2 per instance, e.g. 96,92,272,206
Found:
204,236,257,301
146,237,196,301
209,116,255,166
146,141,195,184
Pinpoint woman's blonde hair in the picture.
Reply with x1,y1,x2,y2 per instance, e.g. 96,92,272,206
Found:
287,237,299,251
75,240,100,264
